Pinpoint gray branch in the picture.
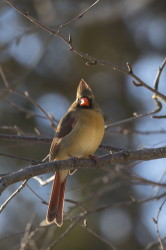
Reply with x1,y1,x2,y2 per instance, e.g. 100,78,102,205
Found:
0,146,166,194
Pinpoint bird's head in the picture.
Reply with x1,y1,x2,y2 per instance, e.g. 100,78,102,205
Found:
76,79,94,109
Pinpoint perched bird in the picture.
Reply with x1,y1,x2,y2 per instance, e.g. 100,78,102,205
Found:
46,79,105,226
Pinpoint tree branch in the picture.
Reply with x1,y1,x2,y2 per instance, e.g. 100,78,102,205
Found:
59,0,100,29
4,1,166,103
0,133,127,152
0,180,28,213
1,146,166,194
0,134,52,143
152,199,166,250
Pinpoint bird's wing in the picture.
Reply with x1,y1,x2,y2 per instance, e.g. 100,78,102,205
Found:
49,137,60,161
49,110,77,161
56,110,77,138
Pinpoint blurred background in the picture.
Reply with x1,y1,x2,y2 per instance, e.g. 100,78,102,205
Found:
0,0,166,249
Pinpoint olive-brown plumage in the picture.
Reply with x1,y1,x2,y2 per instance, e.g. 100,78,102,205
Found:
46,79,105,226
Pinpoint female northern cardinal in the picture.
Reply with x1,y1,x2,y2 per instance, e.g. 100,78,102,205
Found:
46,79,105,226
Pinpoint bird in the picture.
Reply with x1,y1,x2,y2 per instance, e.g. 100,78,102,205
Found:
46,79,105,226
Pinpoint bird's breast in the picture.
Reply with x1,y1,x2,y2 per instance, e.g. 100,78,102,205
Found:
57,109,105,159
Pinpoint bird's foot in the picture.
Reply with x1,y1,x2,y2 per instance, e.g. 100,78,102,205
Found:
88,155,100,165
69,155,79,175
69,155,80,163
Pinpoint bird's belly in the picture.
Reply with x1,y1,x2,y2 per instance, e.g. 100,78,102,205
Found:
71,127,103,157
58,112,104,158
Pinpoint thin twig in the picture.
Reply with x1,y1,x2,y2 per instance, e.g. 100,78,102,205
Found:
1,191,166,247
144,236,166,250
33,175,54,186
153,57,166,91
120,172,166,188
26,183,47,205
19,214,38,250
59,0,100,29
0,66,9,88
152,199,166,250
4,0,166,103
152,115,166,119
66,191,166,225
4,97,50,121
81,224,117,250
0,125,25,135
0,151,41,164
105,107,161,129
46,214,85,250
0,179,28,213
0,134,52,143
23,90,57,128
106,128,166,136
152,57,166,119
0,64,57,126
130,70,166,102
1,87,57,129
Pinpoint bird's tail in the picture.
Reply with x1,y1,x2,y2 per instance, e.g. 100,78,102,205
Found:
46,171,66,226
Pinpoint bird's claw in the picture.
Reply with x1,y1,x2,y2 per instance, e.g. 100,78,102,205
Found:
88,155,100,165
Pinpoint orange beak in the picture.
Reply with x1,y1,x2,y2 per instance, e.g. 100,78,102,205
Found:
80,97,89,107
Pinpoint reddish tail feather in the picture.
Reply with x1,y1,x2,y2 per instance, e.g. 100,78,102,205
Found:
46,171,66,226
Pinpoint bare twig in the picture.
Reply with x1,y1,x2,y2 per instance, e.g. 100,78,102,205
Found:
4,0,166,102
0,66,9,88
106,128,166,136
81,224,117,250
33,175,54,186
19,214,38,250
66,191,166,226
23,90,57,128
4,97,50,121
152,199,166,250
0,63,57,127
144,236,166,250
2,192,166,248
59,0,100,29
46,214,85,250
152,57,166,119
86,194,166,215
105,107,161,129
0,87,57,129
0,134,52,143
26,183,47,205
131,75,166,102
0,125,25,135
0,180,28,213
153,57,166,92
121,172,166,188
0,151,41,164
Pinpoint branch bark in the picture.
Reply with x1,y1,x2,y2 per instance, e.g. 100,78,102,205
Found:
1,146,166,194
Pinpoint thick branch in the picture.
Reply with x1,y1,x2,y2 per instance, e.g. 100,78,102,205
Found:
1,146,166,194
